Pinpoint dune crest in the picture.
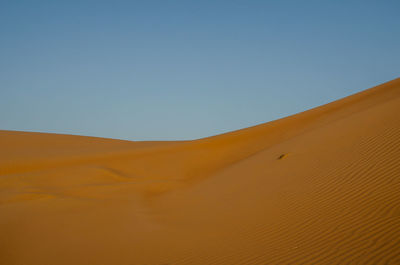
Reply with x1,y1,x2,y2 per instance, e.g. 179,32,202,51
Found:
1,78,400,264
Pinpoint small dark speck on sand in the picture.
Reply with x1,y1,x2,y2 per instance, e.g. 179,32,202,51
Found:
278,154,288,160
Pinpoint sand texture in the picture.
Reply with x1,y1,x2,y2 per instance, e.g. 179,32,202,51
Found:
1,78,400,264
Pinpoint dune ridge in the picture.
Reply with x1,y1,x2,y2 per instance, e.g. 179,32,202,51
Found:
1,78,400,264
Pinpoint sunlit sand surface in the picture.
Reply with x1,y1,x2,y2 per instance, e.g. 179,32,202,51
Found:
1,78,400,264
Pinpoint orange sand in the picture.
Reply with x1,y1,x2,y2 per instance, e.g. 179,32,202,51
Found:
1,78,400,264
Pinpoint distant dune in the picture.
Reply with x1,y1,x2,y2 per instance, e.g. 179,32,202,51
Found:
1,78,400,264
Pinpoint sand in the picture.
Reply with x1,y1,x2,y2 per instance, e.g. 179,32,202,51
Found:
1,78,400,264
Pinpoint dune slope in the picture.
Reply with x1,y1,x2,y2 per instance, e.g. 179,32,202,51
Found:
1,78,400,264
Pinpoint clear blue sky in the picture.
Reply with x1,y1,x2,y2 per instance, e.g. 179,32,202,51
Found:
1,0,399,140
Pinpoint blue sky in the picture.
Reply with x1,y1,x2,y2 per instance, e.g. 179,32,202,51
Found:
1,0,399,140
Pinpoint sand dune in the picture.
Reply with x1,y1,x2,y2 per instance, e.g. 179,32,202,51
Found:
1,78,400,264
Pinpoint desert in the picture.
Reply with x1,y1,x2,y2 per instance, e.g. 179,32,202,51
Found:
1,78,399,264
